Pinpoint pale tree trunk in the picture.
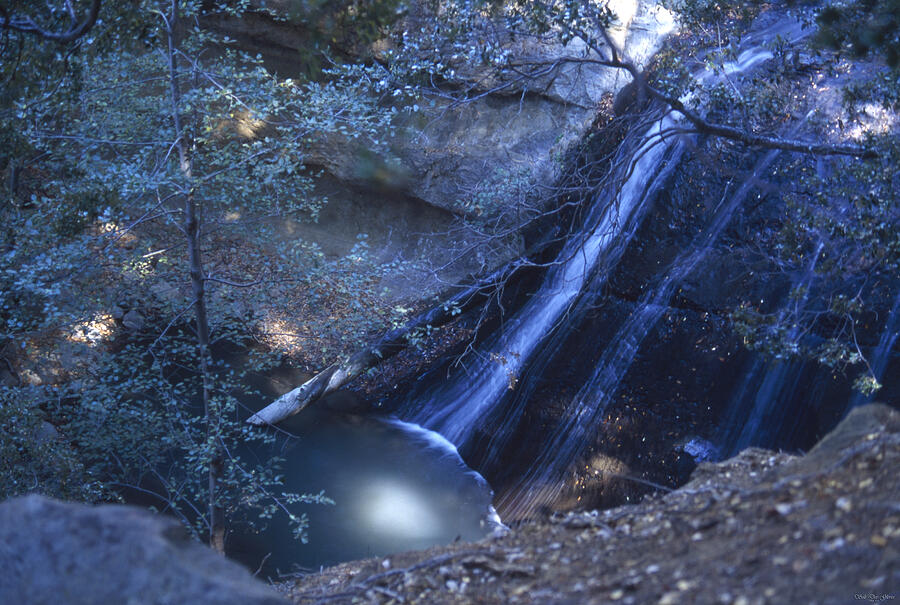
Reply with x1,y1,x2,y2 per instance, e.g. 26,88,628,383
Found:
248,264,519,426
164,0,225,554
8,160,18,200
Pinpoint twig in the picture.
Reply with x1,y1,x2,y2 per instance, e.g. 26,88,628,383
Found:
1,0,102,43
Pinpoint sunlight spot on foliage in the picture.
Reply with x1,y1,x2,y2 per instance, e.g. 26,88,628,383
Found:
68,313,116,345
845,102,898,141
258,314,305,356
235,110,265,140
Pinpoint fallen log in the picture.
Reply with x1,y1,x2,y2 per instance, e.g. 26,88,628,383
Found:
247,264,522,426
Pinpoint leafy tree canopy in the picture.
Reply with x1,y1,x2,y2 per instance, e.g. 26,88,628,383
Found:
816,0,900,68
1,0,407,546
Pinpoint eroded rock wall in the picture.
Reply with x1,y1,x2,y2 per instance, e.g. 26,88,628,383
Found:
207,1,677,299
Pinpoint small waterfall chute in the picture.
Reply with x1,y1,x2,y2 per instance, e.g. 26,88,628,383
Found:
846,290,900,411
716,241,824,457
403,19,813,518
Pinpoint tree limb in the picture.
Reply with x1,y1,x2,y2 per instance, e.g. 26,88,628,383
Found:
247,264,521,426
644,84,878,158
506,52,875,158
1,0,102,43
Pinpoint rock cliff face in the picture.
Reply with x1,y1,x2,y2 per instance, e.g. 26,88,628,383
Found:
0,496,287,605
207,1,677,297
283,403,900,604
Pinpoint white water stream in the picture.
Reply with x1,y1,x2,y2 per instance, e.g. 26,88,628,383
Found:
409,114,685,446
498,123,807,516
405,19,808,490
845,290,900,411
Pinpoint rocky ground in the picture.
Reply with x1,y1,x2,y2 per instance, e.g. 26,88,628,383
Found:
280,403,899,604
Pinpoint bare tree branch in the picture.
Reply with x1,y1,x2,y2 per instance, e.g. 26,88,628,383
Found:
644,84,878,158
1,0,102,43
504,53,875,158
247,263,522,426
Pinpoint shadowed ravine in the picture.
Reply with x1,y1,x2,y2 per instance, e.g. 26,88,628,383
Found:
238,15,898,575
396,19,822,518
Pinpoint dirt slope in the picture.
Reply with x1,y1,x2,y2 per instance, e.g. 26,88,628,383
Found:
282,403,899,604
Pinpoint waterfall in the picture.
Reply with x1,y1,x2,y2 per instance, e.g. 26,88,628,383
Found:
496,130,801,517
716,241,824,457
403,114,684,446
398,17,813,516
845,290,900,411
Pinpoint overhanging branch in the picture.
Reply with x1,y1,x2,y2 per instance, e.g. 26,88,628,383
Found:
506,53,875,158
1,0,102,43
504,17,876,160
247,264,521,426
645,85,878,159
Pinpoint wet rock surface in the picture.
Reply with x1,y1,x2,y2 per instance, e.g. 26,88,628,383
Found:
285,404,899,604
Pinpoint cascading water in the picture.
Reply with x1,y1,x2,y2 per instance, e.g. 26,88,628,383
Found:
402,114,685,447
400,18,812,514
715,241,824,458
845,290,900,411
497,125,804,517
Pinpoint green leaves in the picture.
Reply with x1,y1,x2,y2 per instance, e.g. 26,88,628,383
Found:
0,0,408,546
0,386,104,502
815,0,900,68
740,134,900,393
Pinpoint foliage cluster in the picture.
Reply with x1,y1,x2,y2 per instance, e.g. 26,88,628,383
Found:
0,386,102,503
1,0,409,548
733,134,900,394
816,0,900,68
60,327,335,541
663,0,761,33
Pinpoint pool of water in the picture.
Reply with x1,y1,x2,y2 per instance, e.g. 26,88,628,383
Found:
228,405,500,576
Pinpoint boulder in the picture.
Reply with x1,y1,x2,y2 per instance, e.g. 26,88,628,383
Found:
783,402,900,477
0,495,286,605
193,2,679,305
382,1,679,215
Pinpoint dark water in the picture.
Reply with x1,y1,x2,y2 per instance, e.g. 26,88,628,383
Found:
228,406,499,576
156,349,503,577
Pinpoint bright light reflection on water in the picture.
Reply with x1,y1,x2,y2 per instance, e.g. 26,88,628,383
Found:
357,477,444,540
229,407,498,576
